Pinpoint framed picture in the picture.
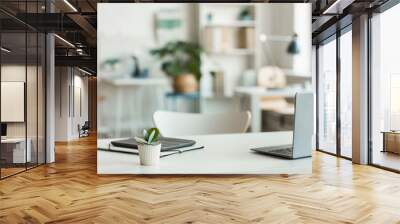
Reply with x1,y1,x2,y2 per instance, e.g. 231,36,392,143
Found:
155,8,184,44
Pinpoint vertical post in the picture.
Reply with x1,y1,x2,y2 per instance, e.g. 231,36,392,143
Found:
25,3,28,170
352,14,369,164
336,29,341,157
46,0,56,163
315,44,319,150
367,12,373,165
0,26,2,179
46,33,55,163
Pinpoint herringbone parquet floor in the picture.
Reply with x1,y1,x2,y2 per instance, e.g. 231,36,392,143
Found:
1,135,400,224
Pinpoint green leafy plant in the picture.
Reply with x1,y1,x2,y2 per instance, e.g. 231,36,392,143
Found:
100,58,120,70
150,41,202,80
135,128,160,145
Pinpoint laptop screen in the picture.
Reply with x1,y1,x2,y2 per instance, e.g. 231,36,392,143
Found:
292,92,314,157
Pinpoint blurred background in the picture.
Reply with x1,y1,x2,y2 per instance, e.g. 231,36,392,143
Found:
97,3,312,138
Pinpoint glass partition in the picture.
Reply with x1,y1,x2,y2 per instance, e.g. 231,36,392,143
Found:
26,0,46,169
27,31,38,169
37,32,46,165
0,2,46,179
1,31,28,177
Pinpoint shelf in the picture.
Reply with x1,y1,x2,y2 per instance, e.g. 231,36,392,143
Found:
202,3,255,7
206,48,254,56
203,21,255,28
201,95,234,100
281,69,312,78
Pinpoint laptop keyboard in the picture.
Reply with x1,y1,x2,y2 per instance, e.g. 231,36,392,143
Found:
253,145,293,157
268,148,293,156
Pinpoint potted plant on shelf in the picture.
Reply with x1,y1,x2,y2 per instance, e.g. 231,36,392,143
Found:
150,41,202,93
135,128,161,166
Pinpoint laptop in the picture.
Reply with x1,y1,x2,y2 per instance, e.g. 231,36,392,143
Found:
251,92,314,159
111,137,196,151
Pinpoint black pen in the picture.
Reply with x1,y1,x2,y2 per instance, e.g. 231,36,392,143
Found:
98,147,139,155
160,146,205,158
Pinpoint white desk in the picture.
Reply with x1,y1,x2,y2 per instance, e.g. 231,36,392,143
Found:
1,138,31,163
235,87,301,132
97,132,311,175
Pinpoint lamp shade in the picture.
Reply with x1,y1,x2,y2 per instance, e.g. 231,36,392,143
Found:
287,34,300,55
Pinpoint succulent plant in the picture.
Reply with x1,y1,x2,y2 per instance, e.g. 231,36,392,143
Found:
134,128,160,145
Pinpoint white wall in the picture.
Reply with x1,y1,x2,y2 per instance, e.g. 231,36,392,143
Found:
1,66,26,139
256,4,294,70
55,67,89,141
98,3,198,76
72,74,89,137
97,3,197,138
55,67,69,141
255,3,311,76
1,65,38,137
293,3,312,76
1,63,46,164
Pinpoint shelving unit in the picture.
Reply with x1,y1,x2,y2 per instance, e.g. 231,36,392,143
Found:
203,21,255,28
197,4,310,113
205,48,255,56
198,3,258,112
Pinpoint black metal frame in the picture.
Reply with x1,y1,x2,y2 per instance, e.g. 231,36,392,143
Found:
0,0,47,180
315,0,400,172
315,44,319,151
0,21,2,179
315,21,353,161
367,10,373,166
336,26,341,158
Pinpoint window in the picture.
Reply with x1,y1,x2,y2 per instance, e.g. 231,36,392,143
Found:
371,3,400,171
317,37,337,154
339,29,352,158
390,74,400,130
316,26,353,159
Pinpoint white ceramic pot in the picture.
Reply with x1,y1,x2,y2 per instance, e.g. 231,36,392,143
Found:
138,143,161,166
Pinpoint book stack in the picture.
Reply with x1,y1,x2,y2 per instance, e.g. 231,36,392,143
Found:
203,27,254,53
212,70,225,97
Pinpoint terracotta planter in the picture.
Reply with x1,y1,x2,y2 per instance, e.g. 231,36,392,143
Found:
173,74,198,93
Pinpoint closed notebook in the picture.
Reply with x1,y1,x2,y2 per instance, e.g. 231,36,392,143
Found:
111,137,196,151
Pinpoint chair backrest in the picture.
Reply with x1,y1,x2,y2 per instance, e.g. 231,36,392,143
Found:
153,111,251,137
82,121,90,129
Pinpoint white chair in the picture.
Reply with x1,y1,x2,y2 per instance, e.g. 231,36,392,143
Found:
153,111,251,137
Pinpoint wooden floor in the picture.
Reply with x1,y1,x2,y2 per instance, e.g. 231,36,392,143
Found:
1,167,26,178
1,135,400,224
373,150,400,171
